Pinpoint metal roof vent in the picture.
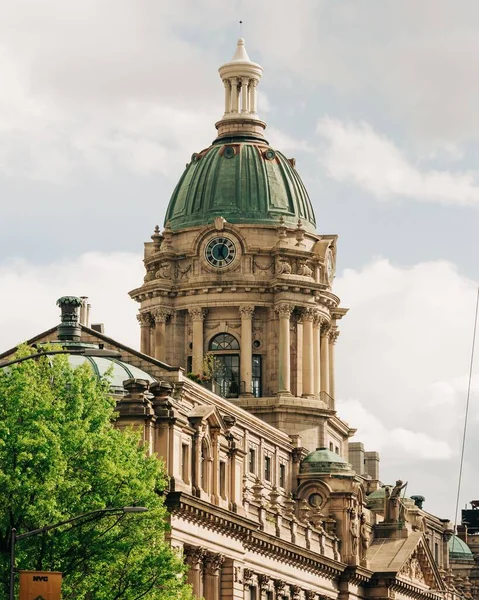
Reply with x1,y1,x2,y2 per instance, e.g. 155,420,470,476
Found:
56,296,82,342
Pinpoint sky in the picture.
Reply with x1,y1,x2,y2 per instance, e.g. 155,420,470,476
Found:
1,0,479,522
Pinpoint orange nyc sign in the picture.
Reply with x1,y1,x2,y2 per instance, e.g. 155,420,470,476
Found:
19,571,62,600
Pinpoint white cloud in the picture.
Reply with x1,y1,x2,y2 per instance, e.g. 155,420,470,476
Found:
335,258,478,517
317,118,479,206
0,253,143,352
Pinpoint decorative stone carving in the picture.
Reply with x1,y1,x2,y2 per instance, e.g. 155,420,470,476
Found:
274,579,286,593
399,549,427,585
176,260,192,280
329,328,340,343
253,257,274,272
137,312,152,327
188,307,207,322
243,568,254,586
239,304,255,319
258,574,270,590
283,493,296,519
156,260,172,279
297,259,313,277
294,220,305,247
275,256,292,274
305,591,316,600
385,479,408,523
299,499,311,523
349,509,359,560
290,584,302,599
151,224,163,250
310,506,325,530
275,303,294,318
292,447,303,463
205,552,225,575
153,308,172,324
183,545,206,567
360,513,370,562
252,478,264,503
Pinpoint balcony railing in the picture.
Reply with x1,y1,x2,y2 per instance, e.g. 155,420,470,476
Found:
319,391,335,409
203,379,246,399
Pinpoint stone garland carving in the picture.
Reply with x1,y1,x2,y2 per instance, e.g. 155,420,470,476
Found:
137,312,152,327
176,261,192,280
253,257,274,273
275,256,292,275
188,307,207,322
239,304,255,319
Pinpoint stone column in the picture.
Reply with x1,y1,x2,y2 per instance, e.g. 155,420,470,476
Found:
231,77,239,113
211,427,220,505
295,313,303,397
241,76,249,112
153,308,171,362
329,327,339,401
275,303,294,394
320,323,330,396
302,308,315,397
223,79,231,114
184,546,205,599
189,307,206,374
313,313,322,396
204,553,224,600
239,304,254,395
137,312,152,356
250,79,258,113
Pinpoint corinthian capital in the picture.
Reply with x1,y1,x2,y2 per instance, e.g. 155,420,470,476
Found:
205,552,225,574
136,312,152,328
301,307,315,322
188,307,207,322
329,328,340,343
239,304,255,319
153,307,172,324
183,545,206,567
275,303,294,318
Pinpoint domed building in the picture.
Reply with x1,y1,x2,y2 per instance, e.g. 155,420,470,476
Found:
1,38,477,600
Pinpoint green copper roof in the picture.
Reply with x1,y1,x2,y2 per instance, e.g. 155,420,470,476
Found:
69,355,156,393
448,535,474,560
300,447,352,474
164,140,317,232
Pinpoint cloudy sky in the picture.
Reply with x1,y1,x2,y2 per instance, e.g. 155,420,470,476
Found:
1,0,479,522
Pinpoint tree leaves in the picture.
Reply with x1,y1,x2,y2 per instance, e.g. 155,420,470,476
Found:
0,346,193,600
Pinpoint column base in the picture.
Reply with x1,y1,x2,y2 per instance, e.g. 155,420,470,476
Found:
240,392,254,398
301,393,316,399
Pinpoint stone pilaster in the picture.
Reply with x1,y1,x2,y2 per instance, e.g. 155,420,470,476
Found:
204,552,225,600
152,308,172,362
137,312,152,356
320,322,330,396
275,303,294,394
313,313,322,396
184,545,206,599
188,307,207,374
239,304,254,396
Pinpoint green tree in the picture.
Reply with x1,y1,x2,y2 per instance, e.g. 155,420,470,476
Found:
0,346,193,600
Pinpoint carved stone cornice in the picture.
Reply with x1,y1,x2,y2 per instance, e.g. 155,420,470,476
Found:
239,304,255,319
188,307,207,322
137,312,152,327
275,303,294,318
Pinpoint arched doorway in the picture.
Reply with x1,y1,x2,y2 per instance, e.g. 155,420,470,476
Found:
208,333,240,398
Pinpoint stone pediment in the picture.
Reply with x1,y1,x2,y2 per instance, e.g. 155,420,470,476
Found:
367,532,444,591
187,405,225,430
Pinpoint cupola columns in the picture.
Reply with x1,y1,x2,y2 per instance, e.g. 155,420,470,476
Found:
218,38,263,126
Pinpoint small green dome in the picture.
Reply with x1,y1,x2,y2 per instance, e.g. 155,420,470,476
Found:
69,355,156,393
164,140,316,232
300,447,352,474
448,535,474,560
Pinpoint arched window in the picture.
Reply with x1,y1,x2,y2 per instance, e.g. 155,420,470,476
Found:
209,333,240,351
208,333,240,398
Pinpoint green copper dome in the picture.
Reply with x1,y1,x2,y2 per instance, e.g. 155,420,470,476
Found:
164,140,317,232
300,448,352,474
448,535,474,560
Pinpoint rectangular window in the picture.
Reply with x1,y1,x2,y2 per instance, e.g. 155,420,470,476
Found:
279,463,286,488
181,444,189,483
186,355,192,373
220,461,226,498
335,446,339,455
264,455,271,481
329,442,334,451
249,448,256,474
249,587,257,600
252,354,262,397
435,542,439,563
266,592,273,600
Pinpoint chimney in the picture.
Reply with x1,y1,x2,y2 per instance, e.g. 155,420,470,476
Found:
56,296,82,342
348,442,365,475
364,451,380,480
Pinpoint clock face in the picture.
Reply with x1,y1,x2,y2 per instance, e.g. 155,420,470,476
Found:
205,237,237,268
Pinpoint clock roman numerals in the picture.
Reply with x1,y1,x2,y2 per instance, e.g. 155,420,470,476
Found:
205,236,237,268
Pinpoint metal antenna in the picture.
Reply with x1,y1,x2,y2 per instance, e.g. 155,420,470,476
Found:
239,20,243,36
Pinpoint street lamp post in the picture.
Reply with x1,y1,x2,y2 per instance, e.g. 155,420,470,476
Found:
9,506,148,600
